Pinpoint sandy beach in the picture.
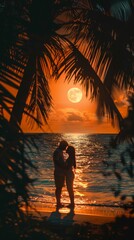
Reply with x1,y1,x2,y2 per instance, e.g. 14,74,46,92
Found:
0,202,133,240
17,203,134,240
25,203,127,224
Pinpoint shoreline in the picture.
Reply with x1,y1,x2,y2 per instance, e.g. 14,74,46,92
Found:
21,203,131,225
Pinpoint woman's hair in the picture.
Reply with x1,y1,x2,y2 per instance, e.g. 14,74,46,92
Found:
66,146,75,160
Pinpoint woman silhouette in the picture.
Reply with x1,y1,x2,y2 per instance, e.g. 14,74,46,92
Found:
66,145,76,209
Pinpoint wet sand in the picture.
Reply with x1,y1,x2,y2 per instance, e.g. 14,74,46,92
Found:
22,202,130,225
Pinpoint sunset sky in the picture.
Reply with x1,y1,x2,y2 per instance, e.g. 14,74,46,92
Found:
2,2,131,135
21,76,128,134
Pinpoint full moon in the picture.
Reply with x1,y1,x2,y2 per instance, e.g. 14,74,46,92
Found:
67,88,83,103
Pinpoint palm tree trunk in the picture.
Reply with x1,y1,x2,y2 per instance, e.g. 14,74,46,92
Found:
9,55,35,132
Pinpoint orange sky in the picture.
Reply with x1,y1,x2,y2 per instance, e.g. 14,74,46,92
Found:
21,76,128,134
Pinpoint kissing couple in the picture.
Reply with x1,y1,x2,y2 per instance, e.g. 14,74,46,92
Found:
53,140,76,209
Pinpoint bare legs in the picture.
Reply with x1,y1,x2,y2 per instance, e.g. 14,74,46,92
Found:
54,171,75,209
66,171,75,207
54,173,65,208
55,187,62,206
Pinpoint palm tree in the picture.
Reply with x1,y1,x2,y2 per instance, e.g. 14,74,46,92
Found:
0,0,75,133
57,0,133,130
1,1,133,132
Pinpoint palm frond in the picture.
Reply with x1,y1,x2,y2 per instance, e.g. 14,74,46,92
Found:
64,2,134,95
0,115,37,221
115,93,134,142
57,43,123,126
25,57,52,128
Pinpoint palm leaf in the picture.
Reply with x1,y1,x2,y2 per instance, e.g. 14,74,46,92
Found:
57,43,123,126
25,58,52,127
0,118,37,221
64,0,133,93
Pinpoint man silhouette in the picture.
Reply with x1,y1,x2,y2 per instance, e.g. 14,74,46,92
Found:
53,140,68,209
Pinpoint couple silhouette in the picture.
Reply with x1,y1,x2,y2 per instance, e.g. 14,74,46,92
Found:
53,140,76,210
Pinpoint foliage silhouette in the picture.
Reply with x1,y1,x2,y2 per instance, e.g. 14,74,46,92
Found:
0,212,134,240
0,0,78,130
1,0,133,131
103,94,134,214
57,0,133,128
0,114,37,224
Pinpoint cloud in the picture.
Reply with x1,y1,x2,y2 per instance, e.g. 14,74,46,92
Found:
39,107,117,134
67,112,83,122
49,107,98,123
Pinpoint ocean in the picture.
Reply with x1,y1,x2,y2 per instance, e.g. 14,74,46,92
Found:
24,133,133,213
